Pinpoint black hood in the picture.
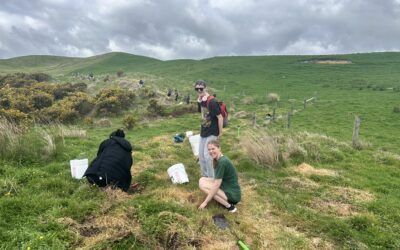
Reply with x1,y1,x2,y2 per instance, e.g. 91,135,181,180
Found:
111,136,132,152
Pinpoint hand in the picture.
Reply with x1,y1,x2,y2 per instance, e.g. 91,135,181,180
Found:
218,133,222,140
198,201,208,210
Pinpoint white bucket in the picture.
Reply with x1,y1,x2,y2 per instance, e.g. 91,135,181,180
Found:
70,159,89,179
188,134,200,156
185,131,193,137
167,163,189,184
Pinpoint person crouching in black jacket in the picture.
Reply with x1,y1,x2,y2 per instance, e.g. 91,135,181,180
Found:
84,129,133,191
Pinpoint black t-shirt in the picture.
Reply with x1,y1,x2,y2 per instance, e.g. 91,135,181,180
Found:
200,98,221,137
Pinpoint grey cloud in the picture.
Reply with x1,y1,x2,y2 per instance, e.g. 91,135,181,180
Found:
1,0,400,59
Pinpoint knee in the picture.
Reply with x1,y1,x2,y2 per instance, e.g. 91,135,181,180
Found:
198,177,206,189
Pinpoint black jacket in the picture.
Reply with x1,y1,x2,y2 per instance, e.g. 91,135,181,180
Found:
84,136,133,191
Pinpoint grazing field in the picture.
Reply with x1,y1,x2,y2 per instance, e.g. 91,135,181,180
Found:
0,52,399,249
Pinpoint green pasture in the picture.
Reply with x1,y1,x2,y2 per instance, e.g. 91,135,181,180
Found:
0,52,399,249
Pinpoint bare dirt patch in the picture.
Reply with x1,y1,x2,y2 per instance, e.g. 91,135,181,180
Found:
157,186,200,205
294,163,338,177
57,208,144,249
314,60,352,64
332,186,375,203
284,176,320,189
302,59,352,64
311,198,357,217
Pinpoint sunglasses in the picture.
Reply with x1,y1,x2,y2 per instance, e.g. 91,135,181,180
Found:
195,87,204,91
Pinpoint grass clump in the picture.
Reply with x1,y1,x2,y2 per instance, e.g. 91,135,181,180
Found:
267,93,280,104
0,119,64,163
240,129,353,168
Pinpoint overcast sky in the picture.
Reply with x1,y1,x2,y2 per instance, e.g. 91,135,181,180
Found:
1,0,400,60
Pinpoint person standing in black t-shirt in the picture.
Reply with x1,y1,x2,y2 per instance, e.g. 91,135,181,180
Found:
195,80,223,178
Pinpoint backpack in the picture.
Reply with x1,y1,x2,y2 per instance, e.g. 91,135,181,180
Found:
206,95,229,127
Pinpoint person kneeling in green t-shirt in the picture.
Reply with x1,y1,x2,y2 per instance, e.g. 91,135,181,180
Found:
198,140,241,213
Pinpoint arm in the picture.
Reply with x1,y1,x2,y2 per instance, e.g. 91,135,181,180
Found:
217,114,223,139
199,179,222,209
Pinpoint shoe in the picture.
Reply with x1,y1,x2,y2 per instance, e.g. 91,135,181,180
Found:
227,204,237,213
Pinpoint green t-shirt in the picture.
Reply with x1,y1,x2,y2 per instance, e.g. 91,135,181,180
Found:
214,156,241,203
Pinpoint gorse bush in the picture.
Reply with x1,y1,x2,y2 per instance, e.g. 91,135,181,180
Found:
147,99,166,117
95,88,135,115
0,80,90,124
0,72,51,88
122,115,137,130
0,119,64,163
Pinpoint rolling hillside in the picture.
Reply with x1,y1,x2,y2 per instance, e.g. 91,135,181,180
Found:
0,52,400,249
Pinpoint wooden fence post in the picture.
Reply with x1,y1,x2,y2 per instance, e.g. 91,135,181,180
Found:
252,113,257,128
303,99,307,109
272,108,276,122
287,112,292,128
352,116,361,148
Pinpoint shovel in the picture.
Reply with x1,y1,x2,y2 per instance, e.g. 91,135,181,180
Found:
212,214,250,250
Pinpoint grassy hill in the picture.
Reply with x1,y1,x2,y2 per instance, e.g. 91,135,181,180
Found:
0,52,400,249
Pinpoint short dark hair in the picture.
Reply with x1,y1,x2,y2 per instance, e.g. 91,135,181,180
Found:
207,140,220,148
194,79,207,88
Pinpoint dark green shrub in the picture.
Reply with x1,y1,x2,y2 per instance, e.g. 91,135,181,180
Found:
103,75,110,82
58,108,80,123
30,92,54,110
140,88,157,98
117,69,124,77
63,92,95,115
393,106,400,113
53,83,76,100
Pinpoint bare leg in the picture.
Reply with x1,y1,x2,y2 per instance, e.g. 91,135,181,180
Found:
199,177,230,207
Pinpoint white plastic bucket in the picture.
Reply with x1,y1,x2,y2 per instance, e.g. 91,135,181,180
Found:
70,159,88,179
188,134,200,156
167,163,189,184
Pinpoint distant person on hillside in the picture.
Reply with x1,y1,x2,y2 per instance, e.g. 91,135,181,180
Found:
167,88,173,97
175,89,179,101
198,140,241,213
184,93,190,104
139,79,144,87
84,129,133,191
195,79,223,178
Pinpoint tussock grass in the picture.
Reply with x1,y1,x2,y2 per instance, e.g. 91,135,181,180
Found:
240,131,280,168
0,119,64,163
240,129,354,168
61,126,87,138
267,93,280,103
